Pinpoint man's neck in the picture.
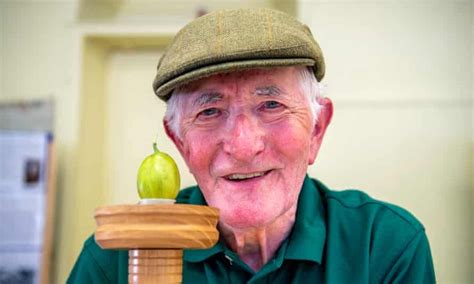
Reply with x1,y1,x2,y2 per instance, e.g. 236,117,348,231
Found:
218,204,297,272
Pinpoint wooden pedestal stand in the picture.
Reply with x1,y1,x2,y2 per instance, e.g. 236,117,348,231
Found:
94,204,219,284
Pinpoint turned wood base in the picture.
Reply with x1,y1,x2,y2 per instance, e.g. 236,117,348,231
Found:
129,249,183,284
94,203,219,284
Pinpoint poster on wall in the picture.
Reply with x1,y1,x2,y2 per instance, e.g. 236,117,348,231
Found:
0,131,52,284
0,99,55,284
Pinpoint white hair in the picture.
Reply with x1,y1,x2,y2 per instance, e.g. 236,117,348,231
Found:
296,66,324,126
164,67,325,139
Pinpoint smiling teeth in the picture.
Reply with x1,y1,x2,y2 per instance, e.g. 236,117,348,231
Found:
227,172,265,180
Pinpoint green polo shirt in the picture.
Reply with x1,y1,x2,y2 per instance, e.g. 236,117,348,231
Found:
68,176,435,283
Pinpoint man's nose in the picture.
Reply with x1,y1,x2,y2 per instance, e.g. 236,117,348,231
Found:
222,113,265,161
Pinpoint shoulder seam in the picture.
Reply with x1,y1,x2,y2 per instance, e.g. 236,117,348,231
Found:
83,242,111,283
325,196,422,230
382,228,426,282
397,228,426,257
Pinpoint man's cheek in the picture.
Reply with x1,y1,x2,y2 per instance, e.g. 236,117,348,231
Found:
185,140,210,166
273,131,310,157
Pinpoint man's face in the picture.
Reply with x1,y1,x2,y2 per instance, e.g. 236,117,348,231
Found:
166,67,332,229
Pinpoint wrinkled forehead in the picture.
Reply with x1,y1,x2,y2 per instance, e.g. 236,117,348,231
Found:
175,67,302,97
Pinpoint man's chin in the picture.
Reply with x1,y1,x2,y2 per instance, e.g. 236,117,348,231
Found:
219,209,279,230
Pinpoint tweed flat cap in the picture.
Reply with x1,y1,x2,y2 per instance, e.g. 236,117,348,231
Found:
153,8,325,101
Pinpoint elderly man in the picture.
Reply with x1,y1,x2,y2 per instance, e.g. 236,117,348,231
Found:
68,8,435,283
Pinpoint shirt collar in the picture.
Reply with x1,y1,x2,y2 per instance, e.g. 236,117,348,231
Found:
284,175,327,264
182,175,327,264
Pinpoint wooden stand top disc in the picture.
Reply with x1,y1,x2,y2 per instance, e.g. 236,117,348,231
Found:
95,204,220,250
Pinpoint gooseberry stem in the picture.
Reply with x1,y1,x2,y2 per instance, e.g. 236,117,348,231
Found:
153,133,160,153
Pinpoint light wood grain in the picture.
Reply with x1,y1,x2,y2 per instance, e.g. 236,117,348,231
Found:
94,203,219,283
95,204,219,249
128,249,183,284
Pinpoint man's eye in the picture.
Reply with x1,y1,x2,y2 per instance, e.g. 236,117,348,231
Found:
263,101,282,109
199,108,220,117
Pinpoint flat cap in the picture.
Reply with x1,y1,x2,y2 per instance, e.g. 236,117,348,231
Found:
153,8,325,101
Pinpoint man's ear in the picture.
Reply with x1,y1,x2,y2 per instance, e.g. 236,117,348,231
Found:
163,119,186,159
308,97,333,165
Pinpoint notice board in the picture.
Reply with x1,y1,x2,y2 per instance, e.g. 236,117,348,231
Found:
0,100,56,284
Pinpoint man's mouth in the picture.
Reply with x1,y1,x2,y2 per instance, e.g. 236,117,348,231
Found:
224,171,271,181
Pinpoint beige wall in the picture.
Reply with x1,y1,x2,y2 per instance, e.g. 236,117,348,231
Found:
103,49,170,205
300,1,473,283
0,0,472,283
0,1,82,283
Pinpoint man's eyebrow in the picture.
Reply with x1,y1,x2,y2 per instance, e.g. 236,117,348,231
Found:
192,91,224,107
254,86,285,97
